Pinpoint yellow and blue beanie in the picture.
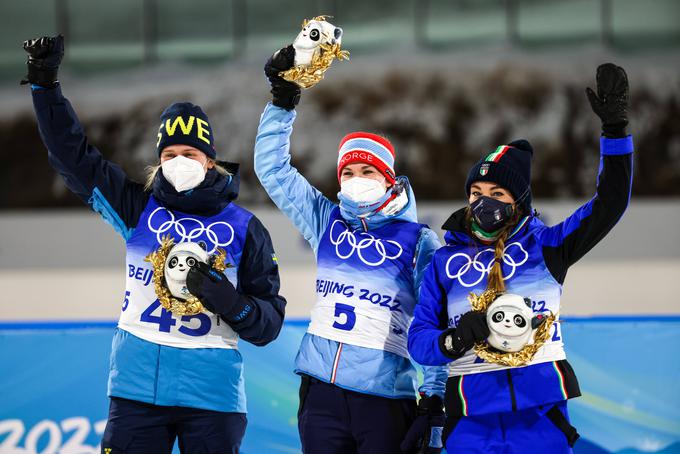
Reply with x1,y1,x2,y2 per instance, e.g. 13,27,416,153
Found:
156,102,216,159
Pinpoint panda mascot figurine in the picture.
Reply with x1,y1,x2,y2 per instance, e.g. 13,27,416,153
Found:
291,17,343,67
486,293,546,353
163,241,209,300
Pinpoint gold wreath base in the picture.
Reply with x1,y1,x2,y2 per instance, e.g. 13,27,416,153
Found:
144,235,229,316
468,289,558,367
280,42,349,89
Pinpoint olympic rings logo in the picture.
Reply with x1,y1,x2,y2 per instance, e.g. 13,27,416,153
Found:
328,220,403,267
147,207,235,253
445,242,529,287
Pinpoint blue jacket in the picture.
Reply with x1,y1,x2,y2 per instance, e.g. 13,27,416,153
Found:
32,84,286,412
408,135,634,416
254,102,447,399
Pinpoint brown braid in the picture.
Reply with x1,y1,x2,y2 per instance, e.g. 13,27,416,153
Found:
465,207,523,293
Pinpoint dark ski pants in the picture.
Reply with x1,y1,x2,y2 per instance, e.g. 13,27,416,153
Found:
297,375,417,454
444,400,578,453
101,397,247,454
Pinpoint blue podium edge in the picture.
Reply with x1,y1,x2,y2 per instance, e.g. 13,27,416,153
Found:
0,315,679,331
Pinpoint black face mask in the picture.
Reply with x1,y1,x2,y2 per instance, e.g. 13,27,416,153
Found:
470,196,514,233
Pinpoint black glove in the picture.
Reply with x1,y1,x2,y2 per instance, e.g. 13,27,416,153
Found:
586,63,629,138
264,45,301,110
439,311,489,359
21,34,64,87
186,262,251,322
400,394,445,454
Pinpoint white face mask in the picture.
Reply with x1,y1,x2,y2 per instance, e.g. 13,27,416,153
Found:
161,155,207,192
340,176,387,203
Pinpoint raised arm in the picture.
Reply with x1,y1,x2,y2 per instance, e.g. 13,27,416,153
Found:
24,35,147,239
254,48,335,253
538,63,634,283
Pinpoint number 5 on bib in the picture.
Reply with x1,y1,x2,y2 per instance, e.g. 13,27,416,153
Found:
332,303,356,331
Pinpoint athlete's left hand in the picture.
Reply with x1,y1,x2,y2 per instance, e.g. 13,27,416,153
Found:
586,63,629,138
400,394,445,454
186,262,249,321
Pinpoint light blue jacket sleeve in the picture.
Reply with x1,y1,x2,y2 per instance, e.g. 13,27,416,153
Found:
254,103,336,253
413,228,448,398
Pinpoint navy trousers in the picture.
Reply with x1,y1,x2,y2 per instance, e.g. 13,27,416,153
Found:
100,397,247,454
298,375,417,454
445,400,577,454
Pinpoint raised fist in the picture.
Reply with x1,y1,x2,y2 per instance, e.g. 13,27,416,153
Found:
264,45,300,110
21,34,64,87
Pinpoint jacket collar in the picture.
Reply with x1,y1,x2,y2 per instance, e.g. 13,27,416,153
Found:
341,176,418,231
442,206,532,245
151,161,240,216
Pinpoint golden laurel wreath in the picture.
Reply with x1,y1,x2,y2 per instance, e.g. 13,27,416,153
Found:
144,234,230,316
468,289,558,367
280,15,350,89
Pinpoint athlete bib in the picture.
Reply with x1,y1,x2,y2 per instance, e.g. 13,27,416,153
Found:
442,228,566,376
307,209,424,358
118,197,252,349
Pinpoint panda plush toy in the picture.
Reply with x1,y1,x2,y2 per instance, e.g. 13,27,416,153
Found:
163,242,210,300
486,293,546,353
291,17,343,67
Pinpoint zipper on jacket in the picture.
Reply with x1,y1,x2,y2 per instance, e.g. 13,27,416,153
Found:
360,218,368,232
506,369,517,411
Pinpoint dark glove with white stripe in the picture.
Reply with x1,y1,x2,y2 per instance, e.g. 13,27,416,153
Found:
186,262,252,322
401,394,445,454
439,311,489,359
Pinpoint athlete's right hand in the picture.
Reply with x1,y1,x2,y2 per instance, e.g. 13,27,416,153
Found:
21,34,64,87
264,45,301,111
438,311,489,359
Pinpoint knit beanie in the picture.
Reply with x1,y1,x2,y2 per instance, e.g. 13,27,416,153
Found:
156,102,216,159
337,132,396,184
465,139,533,213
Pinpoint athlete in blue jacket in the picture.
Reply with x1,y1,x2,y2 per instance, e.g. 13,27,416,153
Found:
255,46,447,453
408,63,633,453
23,35,286,454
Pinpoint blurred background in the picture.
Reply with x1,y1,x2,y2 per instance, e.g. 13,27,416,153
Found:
1,0,679,453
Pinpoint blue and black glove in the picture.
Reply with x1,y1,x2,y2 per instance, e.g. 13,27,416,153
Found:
264,45,301,111
186,262,252,323
586,63,629,138
21,34,64,87
401,394,445,454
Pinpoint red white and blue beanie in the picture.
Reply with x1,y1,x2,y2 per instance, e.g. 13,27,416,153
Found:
337,132,396,184
465,139,534,212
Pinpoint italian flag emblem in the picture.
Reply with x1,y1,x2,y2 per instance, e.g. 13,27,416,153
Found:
480,163,490,176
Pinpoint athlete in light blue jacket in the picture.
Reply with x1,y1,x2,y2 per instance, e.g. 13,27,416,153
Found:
254,46,447,454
